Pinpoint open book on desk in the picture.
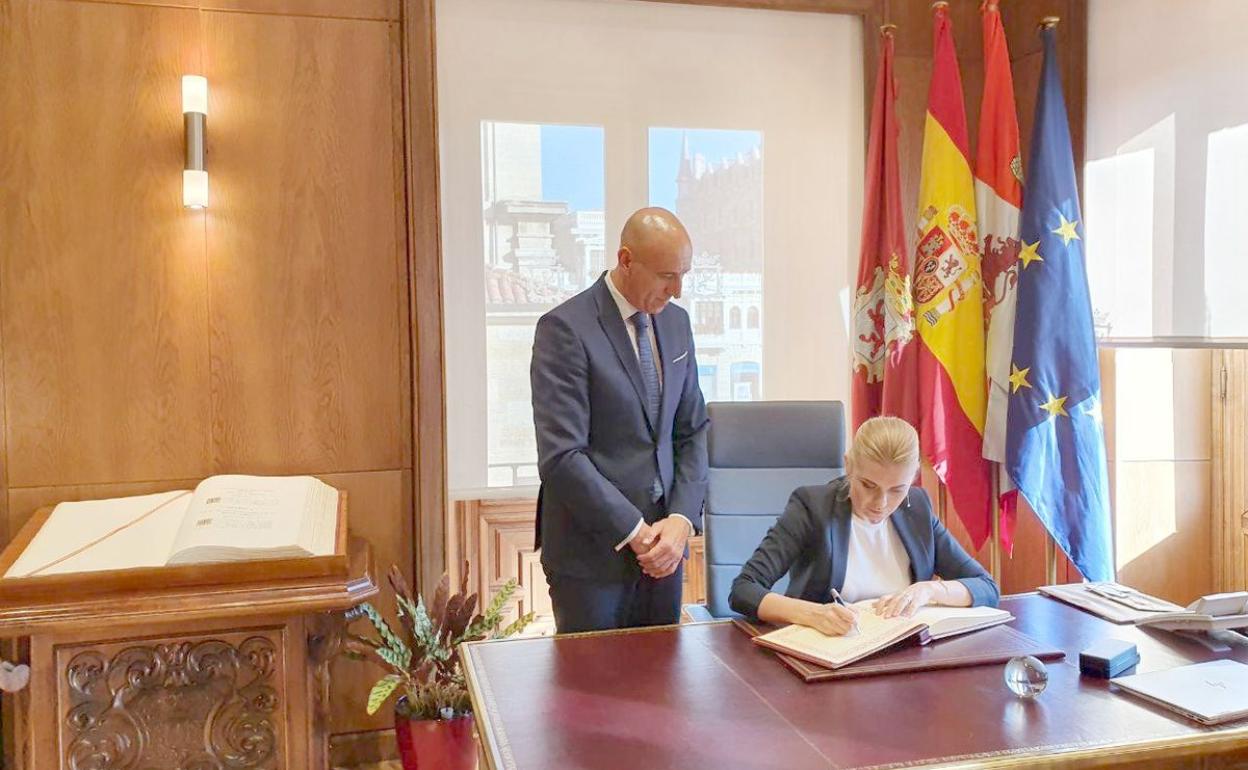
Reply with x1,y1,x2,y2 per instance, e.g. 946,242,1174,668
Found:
752,604,1013,670
3,475,341,578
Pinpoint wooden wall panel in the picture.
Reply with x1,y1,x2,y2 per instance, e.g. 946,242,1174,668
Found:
205,11,406,476
0,0,419,756
202,0,399,20
72,0,400,20
1213,350,1248,593
0,0,212,489
450,498,706,634
6,478,203,544
319,469,409,734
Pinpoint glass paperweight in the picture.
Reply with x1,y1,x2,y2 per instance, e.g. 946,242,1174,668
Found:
1004,655,1049,698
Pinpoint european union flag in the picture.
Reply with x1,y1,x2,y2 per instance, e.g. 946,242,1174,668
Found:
1005,26,1113,582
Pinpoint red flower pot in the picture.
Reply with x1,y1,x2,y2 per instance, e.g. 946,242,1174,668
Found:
395,711,477,770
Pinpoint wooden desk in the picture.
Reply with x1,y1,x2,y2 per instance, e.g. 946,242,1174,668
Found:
462,594,1248,769
0,536,378,769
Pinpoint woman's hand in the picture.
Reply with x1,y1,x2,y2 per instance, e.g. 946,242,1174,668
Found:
798,602,860,636
874,582,939,618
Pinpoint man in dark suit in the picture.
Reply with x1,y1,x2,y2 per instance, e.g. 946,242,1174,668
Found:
531,207,709,633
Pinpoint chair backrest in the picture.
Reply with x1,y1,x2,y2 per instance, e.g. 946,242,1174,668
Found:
703,401,846,618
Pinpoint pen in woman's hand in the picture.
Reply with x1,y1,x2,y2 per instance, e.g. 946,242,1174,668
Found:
829,588,860,634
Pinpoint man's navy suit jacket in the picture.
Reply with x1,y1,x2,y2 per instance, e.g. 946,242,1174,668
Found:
530,274,709,581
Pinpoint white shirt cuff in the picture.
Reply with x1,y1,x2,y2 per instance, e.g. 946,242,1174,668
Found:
615,519,644,551
670,513,695,536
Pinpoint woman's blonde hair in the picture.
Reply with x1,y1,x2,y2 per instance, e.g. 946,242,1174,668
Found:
846,415,920,469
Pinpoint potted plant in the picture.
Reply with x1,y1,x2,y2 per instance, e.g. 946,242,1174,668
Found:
347,565,533,770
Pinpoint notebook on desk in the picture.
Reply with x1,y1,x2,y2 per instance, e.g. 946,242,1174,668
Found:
1112,660,1248,725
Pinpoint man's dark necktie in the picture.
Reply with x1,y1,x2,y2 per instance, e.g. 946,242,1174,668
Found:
631,311,664,503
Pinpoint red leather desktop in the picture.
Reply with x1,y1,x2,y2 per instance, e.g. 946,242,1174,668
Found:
461,594,1248,769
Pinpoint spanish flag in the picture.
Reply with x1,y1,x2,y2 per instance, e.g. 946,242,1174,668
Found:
913,3,992,548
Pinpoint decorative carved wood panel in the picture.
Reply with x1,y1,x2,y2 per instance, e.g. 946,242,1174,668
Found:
55,628,287,770
451,499,707,633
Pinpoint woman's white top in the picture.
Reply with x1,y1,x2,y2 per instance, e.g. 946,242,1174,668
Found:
838,514,913,603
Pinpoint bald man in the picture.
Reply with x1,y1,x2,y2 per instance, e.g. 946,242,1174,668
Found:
531,207,710,632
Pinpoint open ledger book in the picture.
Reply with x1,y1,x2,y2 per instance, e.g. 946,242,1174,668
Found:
753,603,1013,669
3,475,340,578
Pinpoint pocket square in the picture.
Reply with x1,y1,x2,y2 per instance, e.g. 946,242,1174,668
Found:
671,351,688,364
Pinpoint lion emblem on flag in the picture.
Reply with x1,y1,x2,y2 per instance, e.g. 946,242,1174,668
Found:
852,253,915,382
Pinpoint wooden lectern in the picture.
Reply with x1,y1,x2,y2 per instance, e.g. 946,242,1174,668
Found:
0,496,378,770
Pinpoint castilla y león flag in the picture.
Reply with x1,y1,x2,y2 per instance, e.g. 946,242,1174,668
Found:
976,0,1024,554
913,4,992,548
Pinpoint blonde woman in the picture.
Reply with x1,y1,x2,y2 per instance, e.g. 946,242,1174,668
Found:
729,416,999,635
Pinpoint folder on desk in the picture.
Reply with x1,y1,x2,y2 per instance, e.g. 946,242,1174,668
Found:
735,618,1064,682
1111,660,1248,725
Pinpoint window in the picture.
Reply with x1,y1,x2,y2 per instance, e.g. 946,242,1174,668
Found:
438,0,863,493
477,122,604,489
730,361,761,402
1086,0,1248,342
698,364,719,402
694,301,724,335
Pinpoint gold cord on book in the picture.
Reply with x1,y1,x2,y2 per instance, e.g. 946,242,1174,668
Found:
20,491,192,577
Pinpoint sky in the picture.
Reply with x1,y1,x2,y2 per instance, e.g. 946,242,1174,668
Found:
539,125,603,211
536,124,762,212
648,127,763,211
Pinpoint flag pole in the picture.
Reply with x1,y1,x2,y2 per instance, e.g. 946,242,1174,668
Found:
990,473,1001,583
1039,15,1063,587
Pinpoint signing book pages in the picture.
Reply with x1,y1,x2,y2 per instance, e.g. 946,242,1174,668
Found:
753,603,1014,669
3,475,339,578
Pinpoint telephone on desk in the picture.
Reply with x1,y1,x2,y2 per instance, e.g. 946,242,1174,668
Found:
1129,590,1248,634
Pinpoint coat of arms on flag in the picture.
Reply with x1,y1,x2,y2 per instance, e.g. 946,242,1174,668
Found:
851,252,914,384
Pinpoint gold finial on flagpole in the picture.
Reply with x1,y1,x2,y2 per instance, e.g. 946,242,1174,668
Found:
1040,16,1061,30
880,23,897,37
932,0,950,10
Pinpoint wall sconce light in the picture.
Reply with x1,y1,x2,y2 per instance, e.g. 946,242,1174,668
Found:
182,75,208,209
